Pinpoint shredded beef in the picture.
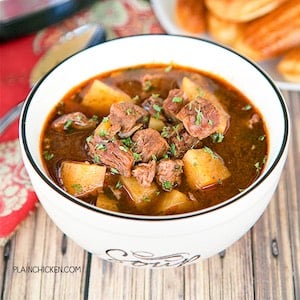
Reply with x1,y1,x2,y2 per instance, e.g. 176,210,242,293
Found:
109,102,149,138
132,128,169,162
51,112,97,132
132,160,156,187
162,89,189,122
86,134,134,177
176,98,222,139
156,159,184,191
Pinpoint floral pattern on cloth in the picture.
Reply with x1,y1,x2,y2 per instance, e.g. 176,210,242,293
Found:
0,0,163,244
0,140,37,245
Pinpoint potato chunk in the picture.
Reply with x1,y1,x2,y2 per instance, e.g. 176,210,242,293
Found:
81,79,132,115
120,176,159,210
60,161,106,197
183,148,231,189
181,77,230,134
96,193,119,212
148,117,165,132
154,189,197,215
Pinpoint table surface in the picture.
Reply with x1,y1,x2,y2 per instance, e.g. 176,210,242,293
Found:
1,1,300,299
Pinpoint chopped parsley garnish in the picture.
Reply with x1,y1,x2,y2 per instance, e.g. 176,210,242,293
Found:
133,152,142,161
71,184,83,193
203,146,218,159
121,137,132,147
172,96,183,103
162,181,173,191
211,132,224,143
110,168,119,175
132,95,139,102
142,195,151,202
151,154,157,161
242,104,252,111
197,87,204,97
94,154,100,164
102,116,109,123
96,143,107,150
195,107,203,125
43,150,54,161
254,162,261,172
170,143,177,156
99,129,107,137
143,80,153,91
161,126,170,138
153,104,162,119
152,93,160,99
115,180,123,189
91,115,99,122
165,64,173,73
258,135,265,141
64,119,73,130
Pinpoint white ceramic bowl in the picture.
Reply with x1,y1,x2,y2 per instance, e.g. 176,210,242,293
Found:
20,35,290,268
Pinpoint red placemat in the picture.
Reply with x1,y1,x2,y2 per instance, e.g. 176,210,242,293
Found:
0,0,164,245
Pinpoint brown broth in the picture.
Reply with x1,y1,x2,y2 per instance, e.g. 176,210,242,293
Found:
41,64,268,215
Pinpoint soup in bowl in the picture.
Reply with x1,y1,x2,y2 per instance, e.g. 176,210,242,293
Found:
20,35,289,268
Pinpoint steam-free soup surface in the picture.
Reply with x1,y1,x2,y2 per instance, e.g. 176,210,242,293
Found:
41,64,268,215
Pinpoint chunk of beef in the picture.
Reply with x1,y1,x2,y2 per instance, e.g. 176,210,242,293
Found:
169,130,202,158
86,134,134,177
132,128,169,162
109,102,149,138
177,98,225,139
162,89,189,122
142,94,166,121
156,159,184,191
141,74,178,99
161,123,201,158
132,160,156,187
51,112,97,132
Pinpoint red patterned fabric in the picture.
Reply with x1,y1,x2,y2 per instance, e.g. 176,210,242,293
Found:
0,0,164,245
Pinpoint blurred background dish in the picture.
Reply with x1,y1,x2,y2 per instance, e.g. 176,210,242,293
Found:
150,0,300,91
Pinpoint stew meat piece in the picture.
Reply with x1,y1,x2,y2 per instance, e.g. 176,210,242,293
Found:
142,94,166,121
109,102,149,138
156,159,184,191
132,128,169,162
51,112,97,132
176,98,223,139
169,129,201,158
87,134,134,177
162,89,189,121
132,160,156,187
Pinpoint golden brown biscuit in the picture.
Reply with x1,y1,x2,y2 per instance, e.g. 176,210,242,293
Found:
233,0,300,61
175,0,206,34
206,11,246,45
277,47,300,83
204,0,288,22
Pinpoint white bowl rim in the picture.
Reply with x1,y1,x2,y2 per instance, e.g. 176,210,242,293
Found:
20,34,290,221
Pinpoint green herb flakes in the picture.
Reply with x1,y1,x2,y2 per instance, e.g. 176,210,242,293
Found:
172,96,183,103
71,184,82,193
162,181,173,191
43,150,54,161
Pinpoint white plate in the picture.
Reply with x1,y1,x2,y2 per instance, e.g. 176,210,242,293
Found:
151,0,300,91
